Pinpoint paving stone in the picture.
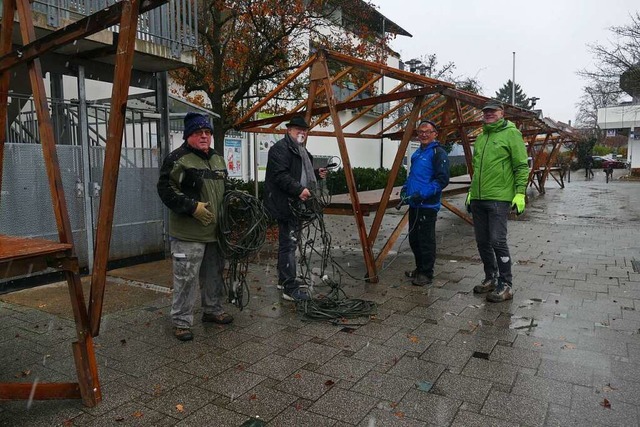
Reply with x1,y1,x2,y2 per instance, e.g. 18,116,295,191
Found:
383,331,433,353
358,408,427,427
240,320,288,338
226,383,299,422
490,345,542,369
174,403,247,427
353,322,402,341
432,371,492,405
350,370,414,401
448,332,498,354
512,373,572,407
275,368,339,400
222,340,276,364
316,354,375,382
287,341,342,365
308,387,379,425
144,383,217,419
420,342,473,367
352,342,406,368
451,410,520,427
570,384,640,426
461,357,519,386
481,390,548,427
269,406,338,427
245,354,307,381
397,389,461,425
199,368,265,398
260,330,313,351
411,323,459,342
381,313,425,329
322,330,378,352
0,400,85,427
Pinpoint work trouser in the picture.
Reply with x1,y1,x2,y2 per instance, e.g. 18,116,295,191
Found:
170,240,225,328
277,219,300,293
408,207,437,278
470,200,513,284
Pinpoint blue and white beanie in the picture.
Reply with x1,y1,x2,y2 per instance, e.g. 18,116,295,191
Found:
183,112,213,140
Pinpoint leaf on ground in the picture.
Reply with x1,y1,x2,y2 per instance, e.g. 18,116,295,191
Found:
249,394,257,400
393,411,405,418
324,380,335,387
120,339,127,345
407,335,420,343
533,342,543,347
115,416,125,422
561,343,576,350
62,420,73,426
176,404,184,413
293,373,302,379
132,410,144,418
602,383,618,392
601,398,611,409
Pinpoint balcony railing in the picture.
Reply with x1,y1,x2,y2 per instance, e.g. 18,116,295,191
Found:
29,0,198,57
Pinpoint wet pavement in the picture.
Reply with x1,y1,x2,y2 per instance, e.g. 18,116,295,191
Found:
1,167,639,426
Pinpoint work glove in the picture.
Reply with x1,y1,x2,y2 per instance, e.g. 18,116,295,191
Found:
193,201,214,226
511,193,526,215
465,192,472,213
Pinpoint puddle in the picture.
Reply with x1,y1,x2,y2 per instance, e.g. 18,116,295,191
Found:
509,316,538,330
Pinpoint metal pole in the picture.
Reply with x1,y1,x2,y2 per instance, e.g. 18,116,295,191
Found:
511,51,516,105
77,65,94,273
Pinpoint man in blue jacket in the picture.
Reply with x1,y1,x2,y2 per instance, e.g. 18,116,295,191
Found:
403,120,450,286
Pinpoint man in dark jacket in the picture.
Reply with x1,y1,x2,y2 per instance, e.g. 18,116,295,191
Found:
157,112,233,341
402,120,450,286
264,116,327,301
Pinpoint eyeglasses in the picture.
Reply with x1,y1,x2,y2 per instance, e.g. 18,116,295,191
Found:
417,130,436,135
192,129,212,136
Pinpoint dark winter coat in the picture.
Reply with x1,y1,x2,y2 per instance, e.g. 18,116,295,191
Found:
264,134,315,221
157,142,227,242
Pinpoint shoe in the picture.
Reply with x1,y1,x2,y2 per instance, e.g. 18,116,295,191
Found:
174,328,193,341
486,281,513,302
473,277,496,294
404,269,416,279
277,278,309,290
411,273,433,286
282,287,311,301
202,312,234,324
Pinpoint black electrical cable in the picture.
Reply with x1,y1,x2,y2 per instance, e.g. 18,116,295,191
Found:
219,189,268,310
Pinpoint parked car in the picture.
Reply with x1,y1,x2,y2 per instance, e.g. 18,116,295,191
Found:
602,159,628,169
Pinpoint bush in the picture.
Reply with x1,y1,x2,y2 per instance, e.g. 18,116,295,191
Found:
325,167,407,195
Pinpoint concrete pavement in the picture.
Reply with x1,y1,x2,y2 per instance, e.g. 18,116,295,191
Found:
1,167,639,426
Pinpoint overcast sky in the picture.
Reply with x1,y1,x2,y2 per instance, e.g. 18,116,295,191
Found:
374,0,638,124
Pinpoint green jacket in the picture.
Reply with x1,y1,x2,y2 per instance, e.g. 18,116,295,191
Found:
469,119,528,202
157,142,227,242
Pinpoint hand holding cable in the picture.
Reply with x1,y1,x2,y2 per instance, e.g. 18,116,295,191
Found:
193,201,214,226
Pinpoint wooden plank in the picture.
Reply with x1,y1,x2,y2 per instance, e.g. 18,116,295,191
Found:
89,0,140,337
0,235,72,261
0,382,81,400
375,210,408,270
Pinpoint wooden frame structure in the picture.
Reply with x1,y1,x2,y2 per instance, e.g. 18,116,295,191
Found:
235,49,577,283
0,0,167,407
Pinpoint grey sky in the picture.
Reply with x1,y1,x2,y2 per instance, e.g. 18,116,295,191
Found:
374,0,638,124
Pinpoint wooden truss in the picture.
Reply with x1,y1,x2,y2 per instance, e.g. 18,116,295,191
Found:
0,0,167,407
235,49,578,283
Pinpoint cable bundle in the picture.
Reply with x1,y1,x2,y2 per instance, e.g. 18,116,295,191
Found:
219,189,269,310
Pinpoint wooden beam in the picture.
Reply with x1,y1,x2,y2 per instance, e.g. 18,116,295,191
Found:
0,0,15,199
375,210,409,270
89,0,141,337
453,99,474,176
0,382,82,400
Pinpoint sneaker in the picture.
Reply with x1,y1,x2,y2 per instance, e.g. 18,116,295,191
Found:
411,273,433,286
202,312,234,324
473,277,496,294
174,327,193,341
486,281,513,302
277,278,309,290
404,269,417,279
282,287,311,301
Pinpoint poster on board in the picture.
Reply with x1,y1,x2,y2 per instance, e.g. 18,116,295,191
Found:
224,138,242,177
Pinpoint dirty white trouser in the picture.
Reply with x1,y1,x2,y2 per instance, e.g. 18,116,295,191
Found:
170,240,224,328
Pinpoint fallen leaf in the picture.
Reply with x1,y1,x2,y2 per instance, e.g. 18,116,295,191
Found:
249,394,257,400
38,304,47,308
293,373,302,379
115,416,125,422
389,402,399,408
324,380,335,387
120,339,127,345
533,342,543,347
132,410,144,418
176,404,184,413
294,402,303,410
408,335,420,343
602,383,618,392
601,398,611,409
561,344,576,350
393,411,405,418
62,420,73,426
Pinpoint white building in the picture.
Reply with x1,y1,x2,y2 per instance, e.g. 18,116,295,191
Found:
596,103,640,174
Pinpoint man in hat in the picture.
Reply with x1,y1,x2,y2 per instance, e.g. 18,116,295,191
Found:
157,112,233,341
264,116,327,301
465,101,529,302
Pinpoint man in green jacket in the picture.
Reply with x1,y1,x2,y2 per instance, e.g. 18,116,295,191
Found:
157,112,234,341
466,101,529,302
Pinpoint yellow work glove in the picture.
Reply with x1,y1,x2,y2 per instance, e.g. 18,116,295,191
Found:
465,192,472,213
511,193,526,215
193,201,214,226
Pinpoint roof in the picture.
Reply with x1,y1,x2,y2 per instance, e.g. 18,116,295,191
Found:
338,0,412,38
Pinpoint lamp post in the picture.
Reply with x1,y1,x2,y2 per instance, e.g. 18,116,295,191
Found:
511,51,516,105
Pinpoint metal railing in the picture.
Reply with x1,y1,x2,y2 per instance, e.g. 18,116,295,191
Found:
28,0,198,57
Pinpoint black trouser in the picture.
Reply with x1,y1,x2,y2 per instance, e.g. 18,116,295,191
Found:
408,207,437,278
277,219,299,293
470,200,512,284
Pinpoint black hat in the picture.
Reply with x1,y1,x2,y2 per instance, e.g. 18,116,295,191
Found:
285,116,310,129
481,101,504,111
183,112,213,140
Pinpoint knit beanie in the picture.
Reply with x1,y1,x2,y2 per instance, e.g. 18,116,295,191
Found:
183,112,213,140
